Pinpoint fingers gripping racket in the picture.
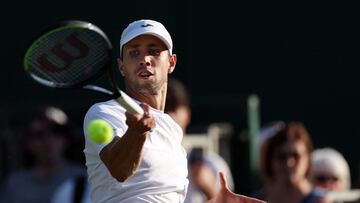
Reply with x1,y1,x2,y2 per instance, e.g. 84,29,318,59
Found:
23,20,144,115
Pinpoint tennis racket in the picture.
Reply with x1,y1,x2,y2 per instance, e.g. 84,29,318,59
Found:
23,20,144,115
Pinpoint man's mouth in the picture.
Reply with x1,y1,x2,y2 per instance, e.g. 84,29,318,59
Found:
138,70,154,79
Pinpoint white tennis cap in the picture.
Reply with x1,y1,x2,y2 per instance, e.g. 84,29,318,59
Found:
120,19,173,55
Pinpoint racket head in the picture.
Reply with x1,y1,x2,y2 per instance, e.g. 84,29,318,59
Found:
23,20,112,88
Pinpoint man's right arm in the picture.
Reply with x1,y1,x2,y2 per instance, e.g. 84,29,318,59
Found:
99,104,155,182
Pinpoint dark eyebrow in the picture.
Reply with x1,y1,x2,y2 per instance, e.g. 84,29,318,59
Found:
128,44,140,49
147,42,161,48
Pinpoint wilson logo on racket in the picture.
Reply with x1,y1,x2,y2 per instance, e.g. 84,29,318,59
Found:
37,33,89,72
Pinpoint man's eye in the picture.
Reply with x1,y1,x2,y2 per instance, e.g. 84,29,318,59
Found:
149,50,160,56
129,50,139,57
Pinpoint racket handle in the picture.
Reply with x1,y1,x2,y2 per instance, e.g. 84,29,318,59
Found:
116,91,144,115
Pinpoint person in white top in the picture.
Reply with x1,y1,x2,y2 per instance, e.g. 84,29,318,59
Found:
83,19,265,203
309,147,351,192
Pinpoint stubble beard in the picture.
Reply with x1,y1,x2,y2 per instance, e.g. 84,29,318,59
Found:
135,78,167,95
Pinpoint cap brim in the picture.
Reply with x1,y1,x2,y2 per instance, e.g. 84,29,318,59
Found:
121,30,172,54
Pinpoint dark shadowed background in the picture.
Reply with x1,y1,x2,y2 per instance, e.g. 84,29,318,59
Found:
1,0,360,194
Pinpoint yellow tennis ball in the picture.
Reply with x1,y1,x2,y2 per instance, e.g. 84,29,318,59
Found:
87,119,114,144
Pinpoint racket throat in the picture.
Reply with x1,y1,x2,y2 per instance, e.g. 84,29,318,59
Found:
116,91,144,115
83,85,113,95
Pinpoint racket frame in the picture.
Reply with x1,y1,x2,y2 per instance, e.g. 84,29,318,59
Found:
23,20,144,115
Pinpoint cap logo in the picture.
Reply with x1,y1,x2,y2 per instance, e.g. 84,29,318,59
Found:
141,24,153,27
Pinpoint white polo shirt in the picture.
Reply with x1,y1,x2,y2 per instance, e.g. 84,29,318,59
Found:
83,100,189,203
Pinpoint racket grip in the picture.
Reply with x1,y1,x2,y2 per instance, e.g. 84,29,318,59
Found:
116,91,144,115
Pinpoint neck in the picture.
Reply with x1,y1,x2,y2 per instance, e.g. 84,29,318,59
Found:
126,83,167,111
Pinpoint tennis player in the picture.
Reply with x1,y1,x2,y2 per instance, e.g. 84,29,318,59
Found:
83,19,265,203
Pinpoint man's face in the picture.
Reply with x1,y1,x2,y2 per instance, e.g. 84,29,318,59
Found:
118,35,176,95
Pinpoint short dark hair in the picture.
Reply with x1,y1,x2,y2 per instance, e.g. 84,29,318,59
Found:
165,77,190,113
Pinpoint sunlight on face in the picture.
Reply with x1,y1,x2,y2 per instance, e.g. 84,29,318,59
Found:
119,35,174,95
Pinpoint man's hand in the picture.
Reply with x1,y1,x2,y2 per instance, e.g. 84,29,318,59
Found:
207,172,267,203
125,103,156,134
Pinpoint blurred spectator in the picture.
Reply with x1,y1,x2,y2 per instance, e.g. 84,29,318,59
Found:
309,147,351,192
165,77,234,202
165,77,192,132
255,121,329,203
0,105,86,203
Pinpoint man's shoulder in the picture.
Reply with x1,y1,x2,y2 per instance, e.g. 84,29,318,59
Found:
87,99,118,112
84,99,127,131
85,100,125,117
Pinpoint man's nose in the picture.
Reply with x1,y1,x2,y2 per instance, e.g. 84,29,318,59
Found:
139,55,151,66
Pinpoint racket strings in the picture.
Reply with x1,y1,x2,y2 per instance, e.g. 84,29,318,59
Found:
63,30,109,84
26,28,111,87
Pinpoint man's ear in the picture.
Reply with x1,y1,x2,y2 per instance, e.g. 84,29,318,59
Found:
168,54,177,74
117,58,125,76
